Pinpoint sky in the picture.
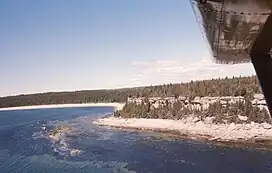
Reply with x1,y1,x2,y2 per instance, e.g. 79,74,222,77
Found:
0,0,255,97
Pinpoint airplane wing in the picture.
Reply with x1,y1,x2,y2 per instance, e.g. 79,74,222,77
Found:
190,0,272,64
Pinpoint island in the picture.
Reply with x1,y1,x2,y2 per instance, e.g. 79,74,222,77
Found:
92,76,272,148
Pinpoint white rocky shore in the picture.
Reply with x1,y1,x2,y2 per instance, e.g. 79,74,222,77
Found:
94,116,272,142
0,103,125,112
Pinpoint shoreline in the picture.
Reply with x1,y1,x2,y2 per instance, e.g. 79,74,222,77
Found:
94,116,272,150
0,103,125,112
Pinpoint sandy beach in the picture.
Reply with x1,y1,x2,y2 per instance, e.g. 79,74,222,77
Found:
94,116,272,143
0,103,125,112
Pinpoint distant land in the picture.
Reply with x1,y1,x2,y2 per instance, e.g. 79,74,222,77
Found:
0,75,260,108
0,103,125,112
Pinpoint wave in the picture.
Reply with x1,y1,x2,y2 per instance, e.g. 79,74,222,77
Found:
0,150,136,173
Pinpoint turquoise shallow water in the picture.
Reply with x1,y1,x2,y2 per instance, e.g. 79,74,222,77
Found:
0,107,272,173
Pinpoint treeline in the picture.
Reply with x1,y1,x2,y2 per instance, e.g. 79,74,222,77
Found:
115,99,270,124
0,75,260,108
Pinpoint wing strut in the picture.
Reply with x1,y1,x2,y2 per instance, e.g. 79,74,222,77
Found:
250,14,272,118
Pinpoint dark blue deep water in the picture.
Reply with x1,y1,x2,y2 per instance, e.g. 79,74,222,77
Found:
0,107,272,173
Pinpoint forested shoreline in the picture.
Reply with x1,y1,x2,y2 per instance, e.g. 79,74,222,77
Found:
115,98,270,124
112,75,270,124
0,75,260,108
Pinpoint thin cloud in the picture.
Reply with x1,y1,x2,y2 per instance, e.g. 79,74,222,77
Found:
129,57,255,86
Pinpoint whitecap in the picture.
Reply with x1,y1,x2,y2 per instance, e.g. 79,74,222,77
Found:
70,149,83,156
32,131,45,139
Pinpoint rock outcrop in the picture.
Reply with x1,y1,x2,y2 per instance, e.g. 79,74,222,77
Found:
127,93,267,111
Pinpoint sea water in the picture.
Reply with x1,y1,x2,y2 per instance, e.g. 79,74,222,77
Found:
0,107,272,173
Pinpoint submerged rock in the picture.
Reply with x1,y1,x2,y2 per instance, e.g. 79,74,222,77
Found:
49,125,72,136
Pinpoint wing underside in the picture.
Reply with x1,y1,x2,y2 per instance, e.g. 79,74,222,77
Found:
190,0,271,64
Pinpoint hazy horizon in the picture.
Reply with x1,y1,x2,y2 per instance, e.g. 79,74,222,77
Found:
0,75,257,98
